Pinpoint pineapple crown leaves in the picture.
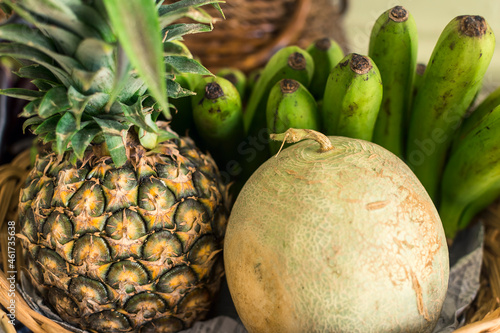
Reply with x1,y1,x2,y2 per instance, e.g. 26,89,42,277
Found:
0,0,223,167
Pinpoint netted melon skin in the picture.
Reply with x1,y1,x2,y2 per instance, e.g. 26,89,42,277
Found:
18,137,229,333
225,137,449,333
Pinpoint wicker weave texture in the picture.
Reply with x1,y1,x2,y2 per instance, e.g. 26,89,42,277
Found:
165,0,348,72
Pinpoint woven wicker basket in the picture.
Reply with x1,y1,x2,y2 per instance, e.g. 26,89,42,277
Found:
164,0,349,73
1,1,500,332
1,151,500,332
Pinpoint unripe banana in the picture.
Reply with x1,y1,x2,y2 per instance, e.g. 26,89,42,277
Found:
452,85,500,152
321,53,383,141
408,63,426,125
244,46,315,136
306,37,344,100
246,67,263,99
439,104,500,239
405,15,495,202
191,76,244,167
369,6,418,158
266,79,320,154
216,67,247,102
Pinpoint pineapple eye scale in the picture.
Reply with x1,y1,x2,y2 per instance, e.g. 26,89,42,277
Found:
73,235,111,266
156,265,197,294
107,260,149,293
105,209,147,240
87,310,131,332
143,230,183,261
69,276,109,304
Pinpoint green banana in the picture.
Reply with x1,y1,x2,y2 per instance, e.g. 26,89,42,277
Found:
405,15,495,202
409,63,426,120
439,104,500,239
191,75,244,167
246,67,263,99
412,63,426,95
369,5,418,158
266,79,320,154
321,53,383,141
216,67,247,102
244,46,314,136
306,37,344,100
452,85,500,152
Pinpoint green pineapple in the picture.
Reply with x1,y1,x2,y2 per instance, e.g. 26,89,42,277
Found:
0,0,230,332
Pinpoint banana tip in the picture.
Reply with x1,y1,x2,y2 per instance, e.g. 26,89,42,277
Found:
389,6,408,22
459,15,487,37
205,82,224,100
279,79,299,94
350,54,372,75
288,52,307,71
315,38,332,51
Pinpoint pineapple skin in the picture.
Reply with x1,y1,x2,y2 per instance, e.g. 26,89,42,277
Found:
18,136,229,332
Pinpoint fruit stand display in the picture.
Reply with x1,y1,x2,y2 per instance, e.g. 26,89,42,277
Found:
1,1,500,333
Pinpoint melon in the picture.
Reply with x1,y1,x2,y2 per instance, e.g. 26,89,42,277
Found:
224,129,449,333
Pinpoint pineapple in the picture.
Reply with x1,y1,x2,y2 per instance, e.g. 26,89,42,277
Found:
0,0,230,332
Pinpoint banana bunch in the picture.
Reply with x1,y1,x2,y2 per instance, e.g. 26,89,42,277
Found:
168,6,500,241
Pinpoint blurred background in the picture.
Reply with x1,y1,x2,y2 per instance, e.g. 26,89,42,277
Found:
344,0,500,96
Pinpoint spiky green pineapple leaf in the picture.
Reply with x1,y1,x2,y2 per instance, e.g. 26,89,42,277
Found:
20,99,41,118
0,23,83,74
104,0,169,118
107,47,148,106
75,38,114,72
68,86,95,126
157,127,178,142
38,24,82,57
67,87,110,124
164,56,211,75
34,115,60,136
71,124,101,159
31,79,59,91
158,6,214,29
71,67,114,94
0,88,44,101
94,118,130,167
93,117,130,137
121,99,158,134
16,65,59,83
103,134,127,167
22,116,44,133
39,86,70,118
0,43,71,86
68,3,116,43
167,79,196,99
162,23,212,42
43,132,56,144
0,24,56,52
0,4,85,57
164,41,193,58
159,0,224,15
55,112,88,155
138,117,159,149
5,0,100,39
